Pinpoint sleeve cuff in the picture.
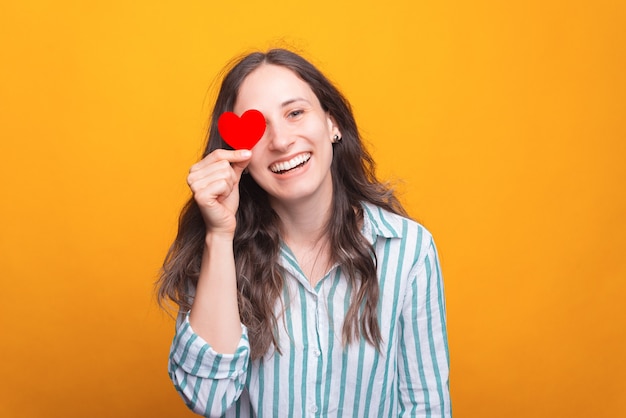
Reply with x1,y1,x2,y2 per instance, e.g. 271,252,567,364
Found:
170,313,250,380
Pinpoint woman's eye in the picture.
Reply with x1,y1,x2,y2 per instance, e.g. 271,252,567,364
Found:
288,110,303,118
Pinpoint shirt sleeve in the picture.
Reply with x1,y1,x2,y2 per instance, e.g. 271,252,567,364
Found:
397,236,452,417
168,312,250,417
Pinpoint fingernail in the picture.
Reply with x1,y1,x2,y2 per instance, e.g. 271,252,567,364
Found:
240,150,252,158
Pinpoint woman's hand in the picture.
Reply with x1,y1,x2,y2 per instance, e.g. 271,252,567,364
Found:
187,149,252,237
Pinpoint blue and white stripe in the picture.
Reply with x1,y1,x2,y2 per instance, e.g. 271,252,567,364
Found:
169,202,451,417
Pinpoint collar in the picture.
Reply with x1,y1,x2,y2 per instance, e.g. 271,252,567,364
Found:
361,201,404,244
277,202,405,291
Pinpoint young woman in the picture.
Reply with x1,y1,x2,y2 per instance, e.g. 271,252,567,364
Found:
158,48,451,417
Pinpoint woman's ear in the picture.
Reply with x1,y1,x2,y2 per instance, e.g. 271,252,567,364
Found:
326,114,341,142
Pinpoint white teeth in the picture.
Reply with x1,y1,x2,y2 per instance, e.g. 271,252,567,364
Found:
270,153,311,173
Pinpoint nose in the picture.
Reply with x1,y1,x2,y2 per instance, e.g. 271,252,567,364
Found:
266,120,295,152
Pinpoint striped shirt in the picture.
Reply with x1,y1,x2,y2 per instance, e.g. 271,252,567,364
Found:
169,202,451,417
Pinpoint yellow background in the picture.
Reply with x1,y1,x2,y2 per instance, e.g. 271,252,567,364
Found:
1,0,624,417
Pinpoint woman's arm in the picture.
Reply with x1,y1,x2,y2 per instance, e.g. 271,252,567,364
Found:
167,149,253,416
189,233,243,353
185,148,251,352
397,235,452,417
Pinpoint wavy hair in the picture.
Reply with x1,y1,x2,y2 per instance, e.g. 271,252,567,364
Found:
157,49,408,359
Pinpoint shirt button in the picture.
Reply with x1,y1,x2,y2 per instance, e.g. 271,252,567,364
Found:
313,349,321,357
311,405,318,413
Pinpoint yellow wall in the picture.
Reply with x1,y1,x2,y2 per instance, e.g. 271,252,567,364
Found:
1,1,624,417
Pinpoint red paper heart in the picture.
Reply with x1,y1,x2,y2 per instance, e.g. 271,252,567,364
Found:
217,109,266,150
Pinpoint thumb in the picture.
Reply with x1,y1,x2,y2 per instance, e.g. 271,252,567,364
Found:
231,149,252,179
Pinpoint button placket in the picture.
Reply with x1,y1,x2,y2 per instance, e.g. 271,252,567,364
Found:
310,295,322,358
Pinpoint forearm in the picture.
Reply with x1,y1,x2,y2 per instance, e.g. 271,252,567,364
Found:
189,233,242,354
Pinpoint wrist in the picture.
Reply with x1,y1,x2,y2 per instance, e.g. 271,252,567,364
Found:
205,231,235,245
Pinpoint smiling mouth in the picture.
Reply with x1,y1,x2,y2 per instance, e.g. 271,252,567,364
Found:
269,153,311,174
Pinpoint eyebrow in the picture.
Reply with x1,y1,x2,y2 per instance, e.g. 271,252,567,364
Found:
280,97,310,107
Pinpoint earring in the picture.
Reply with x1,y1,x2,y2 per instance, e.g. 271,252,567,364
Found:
333,134,342,143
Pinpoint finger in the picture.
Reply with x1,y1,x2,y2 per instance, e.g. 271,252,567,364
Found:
188,164,238,195
190,149,252,172
231,159,250,179
187,159,232,188
194,178,235,206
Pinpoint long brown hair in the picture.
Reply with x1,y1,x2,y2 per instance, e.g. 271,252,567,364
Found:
157,49,408,359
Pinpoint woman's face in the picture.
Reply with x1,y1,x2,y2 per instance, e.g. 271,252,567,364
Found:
233,64,340,207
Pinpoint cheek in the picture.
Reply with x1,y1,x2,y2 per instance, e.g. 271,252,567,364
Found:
248,158,265,175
